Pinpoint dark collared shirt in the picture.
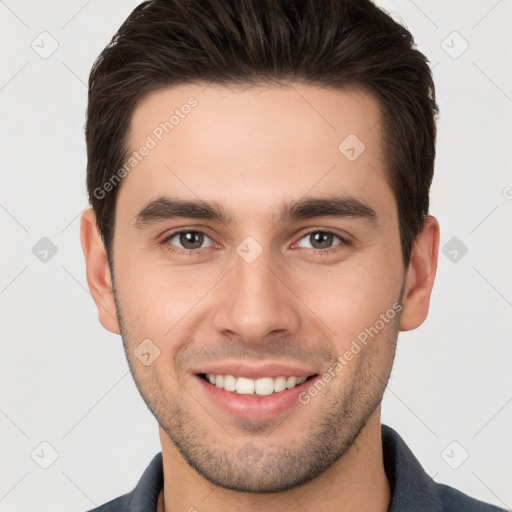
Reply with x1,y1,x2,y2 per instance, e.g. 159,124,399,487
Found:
87,424,506,511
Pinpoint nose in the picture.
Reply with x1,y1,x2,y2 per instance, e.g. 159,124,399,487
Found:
212,246,301,344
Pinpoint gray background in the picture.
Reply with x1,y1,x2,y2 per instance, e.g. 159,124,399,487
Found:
0,0,511,510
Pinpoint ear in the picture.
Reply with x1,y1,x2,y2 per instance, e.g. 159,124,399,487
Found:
80,208,120,334
399,215,440,332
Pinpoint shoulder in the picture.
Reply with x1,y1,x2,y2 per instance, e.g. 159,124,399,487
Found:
86,493,132,512
435,481,508,511
84,452,163,512
381,424,507,512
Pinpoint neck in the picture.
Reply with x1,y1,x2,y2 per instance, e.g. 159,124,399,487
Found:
158,408,390,512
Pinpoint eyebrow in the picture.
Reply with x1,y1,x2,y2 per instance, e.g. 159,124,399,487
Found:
134,194,378,228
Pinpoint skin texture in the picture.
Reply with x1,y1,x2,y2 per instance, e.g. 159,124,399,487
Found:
81,83,439,512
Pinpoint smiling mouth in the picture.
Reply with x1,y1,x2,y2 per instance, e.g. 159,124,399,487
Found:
197,372,318,397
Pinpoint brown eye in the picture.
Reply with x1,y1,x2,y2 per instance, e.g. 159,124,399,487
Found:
165,230,213,251
297,231,346,250
310,232,334,249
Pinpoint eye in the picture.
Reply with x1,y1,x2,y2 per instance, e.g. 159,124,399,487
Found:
163,230,214,251
296,231,347,251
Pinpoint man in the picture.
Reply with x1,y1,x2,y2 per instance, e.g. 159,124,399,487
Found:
80,0,505,510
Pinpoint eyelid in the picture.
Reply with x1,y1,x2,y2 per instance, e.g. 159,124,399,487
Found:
162,228,216,249
161,227,352,255
293,229,350,249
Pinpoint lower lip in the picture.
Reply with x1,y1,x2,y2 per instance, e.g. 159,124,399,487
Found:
194,374,319,421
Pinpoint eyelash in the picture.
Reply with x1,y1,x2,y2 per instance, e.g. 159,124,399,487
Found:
161,229,351,257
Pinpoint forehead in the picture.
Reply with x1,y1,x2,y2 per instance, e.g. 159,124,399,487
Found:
122,82,392,217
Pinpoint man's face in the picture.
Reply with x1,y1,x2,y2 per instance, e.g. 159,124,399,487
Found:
109,83,405,491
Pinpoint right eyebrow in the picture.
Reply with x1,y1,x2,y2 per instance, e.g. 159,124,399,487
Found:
134,197,232,228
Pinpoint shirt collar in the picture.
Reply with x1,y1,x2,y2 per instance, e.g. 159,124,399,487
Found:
382,423,442,511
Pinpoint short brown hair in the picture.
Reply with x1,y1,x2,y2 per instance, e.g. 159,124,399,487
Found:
86,0,438,267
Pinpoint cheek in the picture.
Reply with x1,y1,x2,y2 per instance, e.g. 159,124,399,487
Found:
294,255,402,342
114,261,216,341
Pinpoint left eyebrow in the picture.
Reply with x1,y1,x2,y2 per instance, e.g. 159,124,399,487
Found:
276,194,378,226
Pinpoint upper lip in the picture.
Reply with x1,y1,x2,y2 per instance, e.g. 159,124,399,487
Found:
193,362,319,379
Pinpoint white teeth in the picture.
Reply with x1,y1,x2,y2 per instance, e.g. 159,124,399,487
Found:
236,377,254,395
273,376,287,392
254,377,274,396
223,374,236,392
286,376,297,389
204,374,311,395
